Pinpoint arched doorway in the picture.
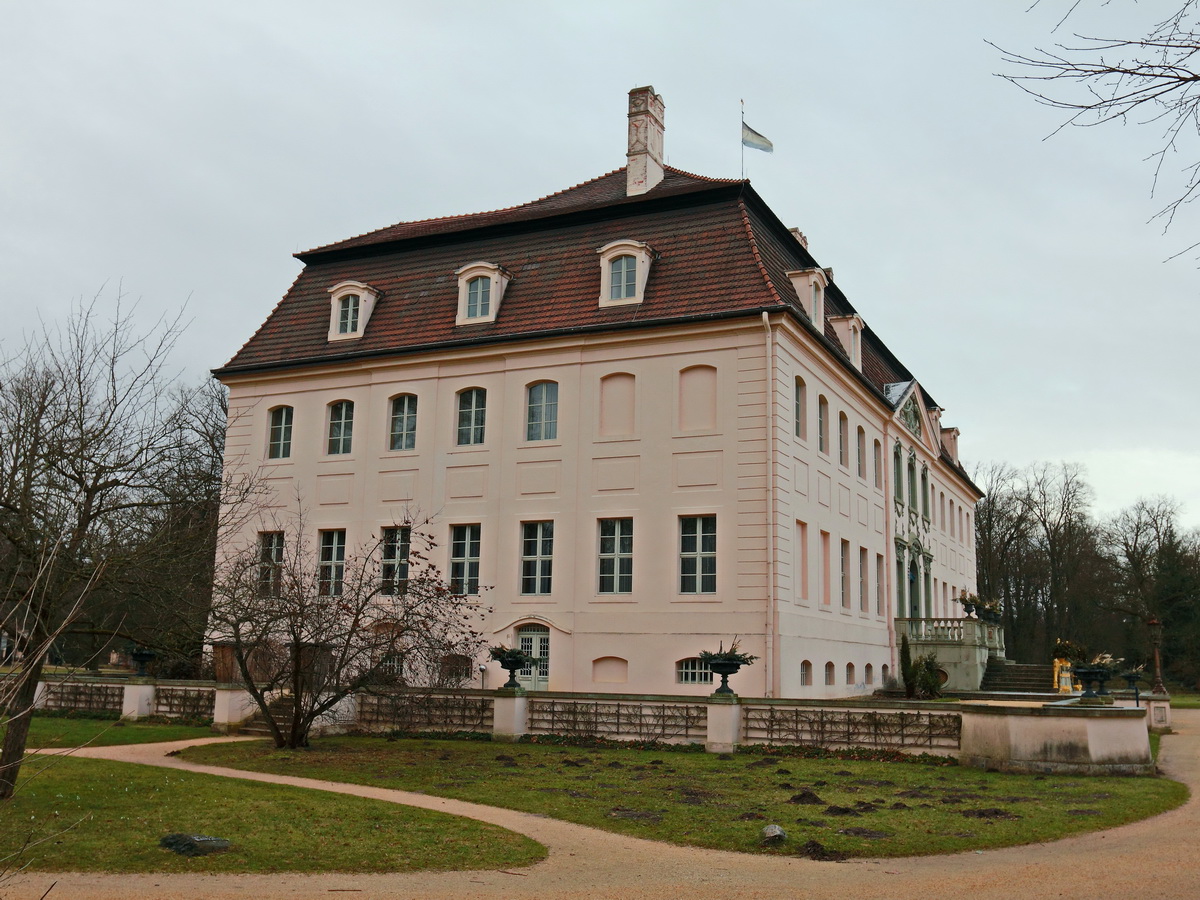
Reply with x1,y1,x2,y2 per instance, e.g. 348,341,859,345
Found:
516,623,550,691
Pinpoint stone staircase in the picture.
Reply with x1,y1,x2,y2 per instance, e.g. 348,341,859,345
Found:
237,695,296,738
978,658,1057,693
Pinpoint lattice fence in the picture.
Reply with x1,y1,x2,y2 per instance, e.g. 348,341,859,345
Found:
742,705,961,751
527,698,707,743
357,690,494,733
39,682,123,715
153,686,216,720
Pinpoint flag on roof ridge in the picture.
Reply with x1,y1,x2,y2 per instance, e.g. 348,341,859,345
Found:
741,122,774,153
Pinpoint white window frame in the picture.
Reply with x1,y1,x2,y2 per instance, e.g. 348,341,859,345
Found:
268,406,293,459
456,388,486,446
525,381,559,441
454,262,510,325
679,515,717,594
389,394,418,451
327,400,354,455
597,518,633,594
318,529,346,597
597,239,653,307
520,521,554,595
326,281,379,342
258,531,284,597
380,525,411,595
675,657,713,684
450,524,481,595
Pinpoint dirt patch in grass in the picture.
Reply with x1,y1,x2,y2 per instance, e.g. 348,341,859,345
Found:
182,736,1188,859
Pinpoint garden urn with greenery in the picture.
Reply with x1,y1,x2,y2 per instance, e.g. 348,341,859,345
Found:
699,640,759,696
488,645,538,690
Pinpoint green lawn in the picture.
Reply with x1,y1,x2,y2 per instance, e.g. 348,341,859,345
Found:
0,756,544,874
184,736,1189,859
1169,693,1200,709
10,716,215,748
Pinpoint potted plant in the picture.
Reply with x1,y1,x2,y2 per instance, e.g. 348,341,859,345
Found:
698,639,759,696
488,645,539,690
958,591,979,618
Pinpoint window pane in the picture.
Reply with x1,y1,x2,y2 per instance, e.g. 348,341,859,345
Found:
389,395,417,451
679,515,716,594
597,518,633,594
269,406,293,459
328,401,353,454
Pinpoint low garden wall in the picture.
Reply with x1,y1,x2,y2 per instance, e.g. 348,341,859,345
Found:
741,700,961,752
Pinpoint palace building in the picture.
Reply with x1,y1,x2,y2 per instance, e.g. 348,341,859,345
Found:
214,86,981,698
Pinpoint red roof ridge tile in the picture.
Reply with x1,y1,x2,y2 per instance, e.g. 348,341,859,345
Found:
737,199,784,306
662,164,744,185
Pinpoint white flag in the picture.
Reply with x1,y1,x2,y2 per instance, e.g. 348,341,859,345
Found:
741,122,774,153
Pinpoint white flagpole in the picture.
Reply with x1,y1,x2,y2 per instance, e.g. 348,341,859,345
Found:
740,99,745,179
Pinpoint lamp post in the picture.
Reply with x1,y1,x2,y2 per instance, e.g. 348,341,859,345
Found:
1148,618,1167,695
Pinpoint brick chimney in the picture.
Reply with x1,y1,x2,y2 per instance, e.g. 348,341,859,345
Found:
626,86,665,196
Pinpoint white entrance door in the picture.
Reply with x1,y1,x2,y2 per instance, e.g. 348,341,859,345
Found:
517,624,549,691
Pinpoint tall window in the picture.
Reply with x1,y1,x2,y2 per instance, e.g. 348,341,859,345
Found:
466,276,491,318
328,401,353,455
380,526,411,595
876,553,885,615
609,255,637,300
817,396,829,454
856,427,866,479
258,532,284,596
893,444,903,500
598,518,633,594
389,394,417,451
450,524,481,594
840,539,850,608
820,530,831,605
794,377,807,440
859,546,869,612
838,412,849,467
679,515,717,594
873,439,882,488
318,529,346,596
456,388,486,445
521,521,554,595
825,661,835,685
337,294,360,334
907,456,917,506
801,660,813,686
846,663,856,685
795,520,809,602
526,381,558,441
921,467,930,518
268,406,293,459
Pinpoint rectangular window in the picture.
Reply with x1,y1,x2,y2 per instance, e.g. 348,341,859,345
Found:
795,520,809,602
610,255,637,300
794,378,807,440
520,521,554,595
820,530,831,605
318,529,346,597
450,524,481,595
840,539,850,608
389,395,417,451
337,294,360,333
457,389,486,446
258,531,284,596
817,397,828,454
380,526,411,595
676,658,713,684
679,515,717,594
838,413,849,468
597,518,633,594
268,407,293,459
876,553,885,616
856,428,866,479
467,277,490,318
328,401,354,455
526,382,559,441
859,546,868,612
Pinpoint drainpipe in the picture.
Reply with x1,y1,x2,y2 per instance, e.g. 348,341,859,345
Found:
761,312,777,697
882,419,896,676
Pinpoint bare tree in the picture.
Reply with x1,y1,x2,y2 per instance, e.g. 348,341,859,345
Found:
997,2,1200,248
0,294,203,800
207,514,485,749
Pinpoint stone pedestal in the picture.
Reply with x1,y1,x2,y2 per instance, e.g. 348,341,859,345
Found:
492,688,529,742
705,695,741,753
121,680,155,720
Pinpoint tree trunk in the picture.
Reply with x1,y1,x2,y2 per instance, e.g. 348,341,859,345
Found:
0,653,47,801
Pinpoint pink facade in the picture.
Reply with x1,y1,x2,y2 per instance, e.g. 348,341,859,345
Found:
215,87,980,699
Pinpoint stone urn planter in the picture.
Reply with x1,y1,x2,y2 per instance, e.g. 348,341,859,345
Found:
1072,666,1111,698
131,646,156,677
699,640,759,697
488,645,537,690
707,659,744,696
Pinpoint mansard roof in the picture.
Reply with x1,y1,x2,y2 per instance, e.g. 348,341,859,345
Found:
217,165,923,405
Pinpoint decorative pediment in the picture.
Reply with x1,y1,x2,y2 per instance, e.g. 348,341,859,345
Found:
885,380,941,452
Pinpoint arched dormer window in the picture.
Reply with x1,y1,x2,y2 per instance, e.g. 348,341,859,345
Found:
455,262,510,325
327,281,379,342
598,239,653,307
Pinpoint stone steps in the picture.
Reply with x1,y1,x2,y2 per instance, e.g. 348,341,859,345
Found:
979,660,1056,692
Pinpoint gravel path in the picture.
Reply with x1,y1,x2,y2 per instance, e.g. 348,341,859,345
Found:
9,711,1197,900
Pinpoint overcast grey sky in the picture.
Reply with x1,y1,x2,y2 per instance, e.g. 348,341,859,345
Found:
3,1,1197,524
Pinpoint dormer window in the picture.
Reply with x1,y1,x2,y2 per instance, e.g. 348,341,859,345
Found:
455,262,510,325
785,267,830,326
327,281,379,342
598,239,653,307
